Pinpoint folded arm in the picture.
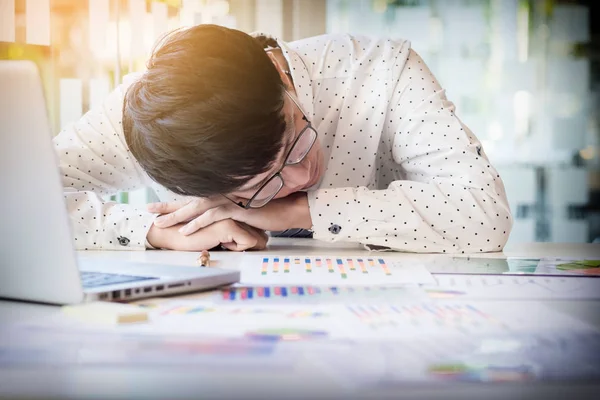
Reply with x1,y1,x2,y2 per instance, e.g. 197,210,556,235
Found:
54,81,155,250
307,48,513,253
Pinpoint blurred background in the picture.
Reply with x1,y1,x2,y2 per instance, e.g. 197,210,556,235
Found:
0,0,598,245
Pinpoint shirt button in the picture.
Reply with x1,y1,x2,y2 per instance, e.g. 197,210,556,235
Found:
328,224,342,234
117,236,130,246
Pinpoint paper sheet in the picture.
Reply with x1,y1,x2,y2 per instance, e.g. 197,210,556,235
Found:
426,256,600,276
423,256,528,274
324,331,600,386
239,255,435,286
3,325,598,387
214,285,426,303
536,258,600,276
425,274,600,300
5,298,599,386
214,273,600,303
20,298,595,341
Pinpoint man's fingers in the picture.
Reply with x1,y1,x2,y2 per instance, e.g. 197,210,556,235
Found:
217,221,259,251
237,222,269,250
153,201,199,228
154,199,212,228
220,242,240,251
213,220,268,251
240,223,268,241
178,205,235,236
147,200,188,214
153,197,232,229
176,219,267,252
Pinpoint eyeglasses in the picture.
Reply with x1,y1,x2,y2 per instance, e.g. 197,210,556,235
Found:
224,91,318,209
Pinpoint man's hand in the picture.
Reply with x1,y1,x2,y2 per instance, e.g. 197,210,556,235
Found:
146,219,268,251
147,192,313,236
148,196,229,229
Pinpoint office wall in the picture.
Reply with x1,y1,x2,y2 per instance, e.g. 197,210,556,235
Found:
326,0,599,244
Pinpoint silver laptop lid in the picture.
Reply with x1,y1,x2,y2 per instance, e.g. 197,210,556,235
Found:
0,61,84,304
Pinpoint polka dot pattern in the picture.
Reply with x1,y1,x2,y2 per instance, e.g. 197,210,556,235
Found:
280,34,513,253
54,75,158,250
54,33,513,253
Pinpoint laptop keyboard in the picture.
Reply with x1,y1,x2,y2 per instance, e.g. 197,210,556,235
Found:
81,271,157,289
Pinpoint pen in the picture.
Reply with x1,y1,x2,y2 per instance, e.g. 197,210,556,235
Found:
197,250,211,267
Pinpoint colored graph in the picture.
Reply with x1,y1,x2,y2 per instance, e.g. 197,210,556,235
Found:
158,304,329,319
429,274,600,300
218,285,405,302
218,274,600,302
242,255,434,285
5,326,598,384
160,305,217,315
556,260,600,275
245,328,329,342
506,258,540,274
423,289,467,299
346,303,507,335
260,257,389,278
424,257,600,276
428,363,536,382
347,303,493,321
163,338,276,356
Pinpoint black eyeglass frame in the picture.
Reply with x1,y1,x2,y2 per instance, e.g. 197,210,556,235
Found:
222,91,318,209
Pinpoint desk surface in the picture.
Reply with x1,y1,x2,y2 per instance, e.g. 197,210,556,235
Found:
79,239,600,265
1,239,599,400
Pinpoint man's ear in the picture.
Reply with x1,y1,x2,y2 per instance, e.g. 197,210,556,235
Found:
266,50,293,89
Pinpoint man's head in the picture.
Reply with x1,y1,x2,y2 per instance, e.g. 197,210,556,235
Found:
123,25,288,198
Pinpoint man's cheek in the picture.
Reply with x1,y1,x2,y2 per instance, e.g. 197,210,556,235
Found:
274,188,292,199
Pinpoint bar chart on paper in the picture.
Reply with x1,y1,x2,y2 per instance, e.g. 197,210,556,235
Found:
343,301,596,338
347,303,509,336
425,274,600,300
239,256,434,285
216,285,425,303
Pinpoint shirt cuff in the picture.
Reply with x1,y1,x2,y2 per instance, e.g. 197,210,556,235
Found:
99,205,157,250
307,188,360,241
307,186,418,245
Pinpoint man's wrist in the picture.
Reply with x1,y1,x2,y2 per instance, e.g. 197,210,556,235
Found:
145,238,159,250
146,223,171,249
294,192,313,230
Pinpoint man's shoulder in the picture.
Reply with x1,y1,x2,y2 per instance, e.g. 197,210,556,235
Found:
288,33,410,71
290,33,409,52
286,33,410,82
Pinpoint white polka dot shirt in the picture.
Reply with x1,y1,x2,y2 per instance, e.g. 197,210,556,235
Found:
53,80,160,251
53,33,512,253
278,34,513,253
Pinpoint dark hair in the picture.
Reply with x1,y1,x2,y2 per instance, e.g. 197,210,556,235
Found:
123,25,286,197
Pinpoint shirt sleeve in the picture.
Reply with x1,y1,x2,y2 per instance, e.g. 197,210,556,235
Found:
307,47,513,253
53,80,156,251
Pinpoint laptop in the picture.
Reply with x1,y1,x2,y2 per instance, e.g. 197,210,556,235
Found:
0,60,240,305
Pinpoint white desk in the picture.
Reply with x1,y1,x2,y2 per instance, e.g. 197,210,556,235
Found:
1,239,599,400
